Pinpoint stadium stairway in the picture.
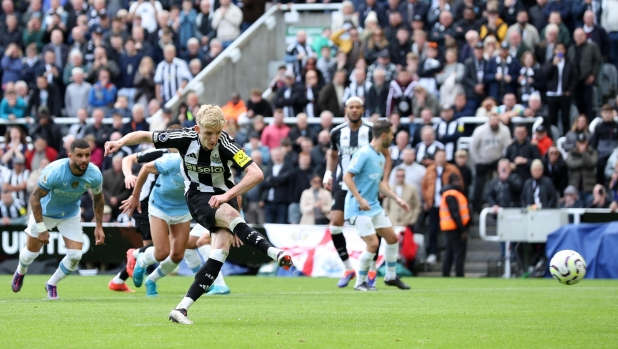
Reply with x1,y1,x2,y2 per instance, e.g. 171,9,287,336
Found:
416,214,503,278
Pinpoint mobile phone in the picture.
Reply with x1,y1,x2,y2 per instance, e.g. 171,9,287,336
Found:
557,52,564,59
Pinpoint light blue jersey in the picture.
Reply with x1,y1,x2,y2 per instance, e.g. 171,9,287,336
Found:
150,153,189,216
38,158,103,219
344,144,385,220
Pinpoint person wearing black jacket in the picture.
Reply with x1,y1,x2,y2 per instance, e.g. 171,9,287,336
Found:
84,108,112,149
366,68,389,117
462,42,486,108
440,174,469,277
28,108,63,152
521,159,557,208
262,147,290,224
543,42,577,134
487,159,523,211
274,71,309,118
590,105,618,184
288,113,316,153
246,88,273,118
26,75,62,118
287,152,313,224
505,125,541,182
542,145,569,196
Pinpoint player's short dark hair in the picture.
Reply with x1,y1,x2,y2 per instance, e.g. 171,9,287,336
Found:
372,119,392,139
70,139,90,152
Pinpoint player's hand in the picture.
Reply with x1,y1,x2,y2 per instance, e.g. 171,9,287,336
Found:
125,175,138,189
104,141,123,156
358,198,370,211
120,195,141,216
324,178,332,191
94,226,105,245
232,235,243,248
397,198,410,212
38,231,50,245
209,193,230,209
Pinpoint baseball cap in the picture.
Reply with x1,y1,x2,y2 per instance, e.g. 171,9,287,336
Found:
564,185,577,195
536,125,546,133
441,103,453,111
413,15,423,22
500,41,509,49
13,157,25,164
162,106,172,114
428,42,439,49
377,49,390,58
475,41,484,49
576,133,588,142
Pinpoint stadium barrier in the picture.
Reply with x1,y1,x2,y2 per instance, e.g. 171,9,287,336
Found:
478,207,618,278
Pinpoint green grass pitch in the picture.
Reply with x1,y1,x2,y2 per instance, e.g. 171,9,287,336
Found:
1,276,617,348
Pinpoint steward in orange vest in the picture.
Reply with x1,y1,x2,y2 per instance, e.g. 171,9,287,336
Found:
439,174,470,277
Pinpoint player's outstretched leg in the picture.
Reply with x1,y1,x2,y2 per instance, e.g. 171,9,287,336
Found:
46,249,82,300
230,217,293,270
12,243,41,293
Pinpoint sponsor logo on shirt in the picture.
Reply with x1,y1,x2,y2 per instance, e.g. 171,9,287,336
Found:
185,163,225,173
340,146,359,155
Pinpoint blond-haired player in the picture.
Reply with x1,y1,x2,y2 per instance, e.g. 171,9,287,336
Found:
105,105,293,324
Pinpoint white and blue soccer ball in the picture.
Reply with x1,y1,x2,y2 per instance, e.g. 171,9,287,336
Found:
549,250,587,285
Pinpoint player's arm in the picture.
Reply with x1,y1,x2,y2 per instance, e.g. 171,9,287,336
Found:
120,161,159,215
379,181,410,212
123,149,170,189
30,186,50,244
92,190,106,245
324,129,340,190
381,148,393,184
104,131,154,155
343,171,370,211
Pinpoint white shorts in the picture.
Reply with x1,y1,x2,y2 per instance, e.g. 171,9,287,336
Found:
25,214,83,243
349,211,392,237
189,224,210,238
149,205,192,225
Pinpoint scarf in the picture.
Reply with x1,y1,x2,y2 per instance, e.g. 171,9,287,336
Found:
305,85,315,118
519,67,536,102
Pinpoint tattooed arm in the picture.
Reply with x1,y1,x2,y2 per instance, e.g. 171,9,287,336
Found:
92,191,106,245
30,186,50,244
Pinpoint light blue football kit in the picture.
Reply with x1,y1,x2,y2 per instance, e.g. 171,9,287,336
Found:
344,144,386,220
150,153,190,218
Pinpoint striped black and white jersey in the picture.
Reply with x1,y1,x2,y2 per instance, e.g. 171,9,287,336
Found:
3,168,30,204
151,128,253,194
330,120,373,190
0,198,26,219
154,58,192,103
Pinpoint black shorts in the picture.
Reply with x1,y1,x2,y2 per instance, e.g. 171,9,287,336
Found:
186,191,239,234
331,187,347,212
132,201,152,240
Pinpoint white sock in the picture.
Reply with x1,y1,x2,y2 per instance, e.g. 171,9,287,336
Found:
177,297,194,310
133,248,140,259
343,259,353,270
48,249,81,286
140,247,158,267
355,250,375,287
112,272,124,285
148,257,178,283
197,244,211,260
17,248,39,275
369,260,377,272
385,242,398,280
267,247,282,261
184,249,202,273
213,272,227,287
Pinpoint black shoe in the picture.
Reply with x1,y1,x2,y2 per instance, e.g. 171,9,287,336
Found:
384,277,410,290
354,282,369,291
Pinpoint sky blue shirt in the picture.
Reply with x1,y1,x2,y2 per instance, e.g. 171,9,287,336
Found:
344,144,385,220
38,158,103,219
150,153,189,216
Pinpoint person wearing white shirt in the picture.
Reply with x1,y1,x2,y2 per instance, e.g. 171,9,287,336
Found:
389,148,427,194
129,0,163,33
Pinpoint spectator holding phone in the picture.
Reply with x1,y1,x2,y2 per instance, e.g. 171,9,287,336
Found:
588,184,611,209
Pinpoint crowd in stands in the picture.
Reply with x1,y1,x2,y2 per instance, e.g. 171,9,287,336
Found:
1,0,618,271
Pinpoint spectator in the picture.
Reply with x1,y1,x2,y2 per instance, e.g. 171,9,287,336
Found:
117,39,143,101
529,0,549,33
220,92,247,122
244,132,271,165
390,28,412,68
63,50,89,86
262,147,290,224
243,150,266,224
389,130,411,167
22,44,44,88
386,70,414,118
1,44,24,89
417,42,441,96
535,23,559,66
178,0,198,50
412,30,429,61
462,41,487,109
580,10,611,60
245,88,272,118
366,49,397,85
275,70,309,118
517,51,542,104
421,148,463,265
560,185,584,208
412,85,440,121
434,104,463,161
29,106,62,151
439,173,469,277
568,28,602,121
436,48,465,106
103,154,132,218
194,0,214,46
566,133,598,203
563,114,591,153
134,56,156,108
89,47,120,83
0,90,27,121
411,108,435,147
182,39,205,67
112,96,131,119
469,113,512,212
88,68,117,112
331,1,359,32
43,29,69,71
285,30,314,82
154,45,191,104
487,158,523,212
506,10,540,49
364,28,390,66
483,35,498,61
68,25,87,53
68,108,89,139
453,93,476,118
479,9,508,43
484,41,521,102
302,70,322,119
316,46,336,84
454,150,473,198
521,159,557,208
311,130,330,175
120,104,149,139
541,12,571,47
384,168,421,228
1,127,28,169
299,173,332,225
0,190,27,225
343,69,371,109
497,92,525,127
26,156,48,199
1,14,23,50
211,0,242,48
260,109,290,149
25,137,58,171
23,17,44,52
131,26,152,57
544,42,577,133
506,124,541,182
415,125,445,167
84,108,112,149
453,10,479,50
128,0,163,34
602,0,618,69
317,69,346,118
531,125,553,157
288,113,316,152
2,157,30,205
588,184,610,208
287,152,313,224
204,38,223,67
37,49,63,89
430,10,456,51
366,68,389,118
542,145,569,196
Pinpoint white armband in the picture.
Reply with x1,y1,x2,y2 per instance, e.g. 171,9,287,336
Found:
323,170,332,184
37,222,47,233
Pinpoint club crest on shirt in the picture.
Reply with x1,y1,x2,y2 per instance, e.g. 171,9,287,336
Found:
157,132,169,143
84,183,91,189
211,153,221,164
42,174,48,184
71,181,79,188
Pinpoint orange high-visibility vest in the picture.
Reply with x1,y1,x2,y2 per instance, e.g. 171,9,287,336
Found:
439,189,470,231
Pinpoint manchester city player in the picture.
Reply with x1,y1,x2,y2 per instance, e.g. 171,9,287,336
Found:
343,119,410,291
11,139,105,299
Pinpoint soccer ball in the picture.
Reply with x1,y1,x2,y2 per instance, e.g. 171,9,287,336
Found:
549,250,587,285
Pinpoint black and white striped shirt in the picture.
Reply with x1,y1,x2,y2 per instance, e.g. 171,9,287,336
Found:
152,128,253,195
415,141,445,164
4,169,30,204
154,58,192,103
330,121,373,190
0,199,26,220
